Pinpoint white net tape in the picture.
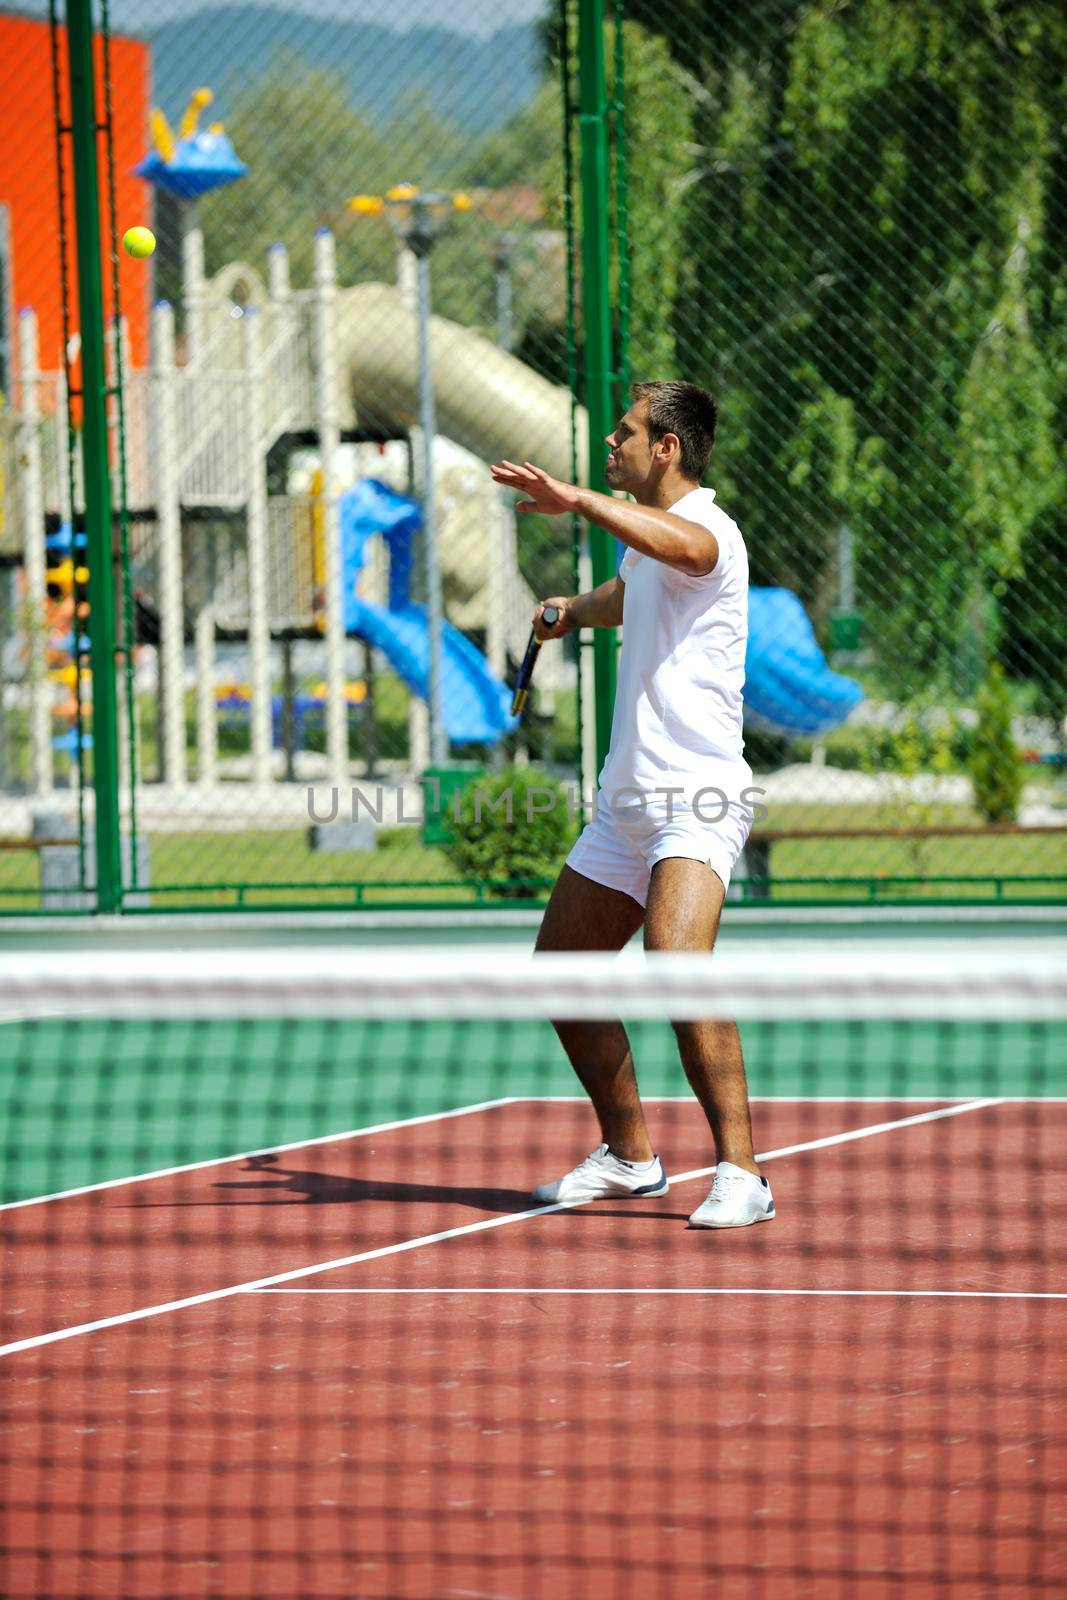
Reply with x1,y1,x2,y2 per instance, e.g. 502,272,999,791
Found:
2,945,1065,1023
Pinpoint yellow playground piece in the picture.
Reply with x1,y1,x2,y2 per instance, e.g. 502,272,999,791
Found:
149,87,229,165
312,680,366,705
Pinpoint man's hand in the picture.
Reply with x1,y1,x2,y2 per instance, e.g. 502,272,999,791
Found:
490,460,580,517
533,597,575,641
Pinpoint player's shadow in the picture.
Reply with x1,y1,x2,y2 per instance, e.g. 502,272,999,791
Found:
129,1153,536,1214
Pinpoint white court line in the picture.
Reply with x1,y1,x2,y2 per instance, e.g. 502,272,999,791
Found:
0,1097,1004,1361
0,1098,521,1213
251,1287,1067,1301
527,1095,1067,1104
5,1091,1041,1213
526,1094,989,1104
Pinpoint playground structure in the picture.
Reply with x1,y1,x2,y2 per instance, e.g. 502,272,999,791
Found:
7,221,574,805
4,221,867,812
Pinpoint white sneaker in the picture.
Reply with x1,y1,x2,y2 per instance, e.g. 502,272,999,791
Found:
531,1143,668,1205
688,1162,775,1229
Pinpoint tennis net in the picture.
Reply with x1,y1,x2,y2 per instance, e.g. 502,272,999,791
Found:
1,943,1064,1598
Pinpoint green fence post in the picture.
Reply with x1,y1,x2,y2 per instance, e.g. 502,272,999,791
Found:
577,0,617,776
64,0,122,913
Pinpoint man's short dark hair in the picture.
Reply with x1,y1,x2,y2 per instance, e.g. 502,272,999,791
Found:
631,380,718,482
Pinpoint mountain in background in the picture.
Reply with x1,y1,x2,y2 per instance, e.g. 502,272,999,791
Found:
149,5,543,133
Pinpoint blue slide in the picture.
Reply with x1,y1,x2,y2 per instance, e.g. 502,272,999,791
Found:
345,597,516,744
745,587,864,736
338,480,517,744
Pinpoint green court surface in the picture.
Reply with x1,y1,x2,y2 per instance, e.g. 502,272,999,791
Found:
3,1013,1064,1205
2,910,1062,1204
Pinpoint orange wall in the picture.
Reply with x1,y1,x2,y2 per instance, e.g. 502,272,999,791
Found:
0,12,151,382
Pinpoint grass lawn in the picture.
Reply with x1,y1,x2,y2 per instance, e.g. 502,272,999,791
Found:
740,799,1067,900
764,828,1067,901
1,801,1063,911
0,825,552,911
147,827,495,908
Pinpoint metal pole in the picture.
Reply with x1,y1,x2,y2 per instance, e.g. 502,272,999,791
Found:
414,238,447,765
313,228,347,787
837,522,855,612
151,299,185,786
18,309,53,795
494,235,513,353
64,0,122,911
242,308,272,785
577,0,618,778
194,603,218,785
181,206,204,359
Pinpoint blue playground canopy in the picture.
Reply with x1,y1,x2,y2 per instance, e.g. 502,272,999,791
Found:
134,130,247,200
745,587,864,737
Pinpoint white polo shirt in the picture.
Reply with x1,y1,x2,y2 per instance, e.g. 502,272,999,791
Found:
598,486,750,801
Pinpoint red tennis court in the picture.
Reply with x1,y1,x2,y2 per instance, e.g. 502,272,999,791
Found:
3,1092,1065,1599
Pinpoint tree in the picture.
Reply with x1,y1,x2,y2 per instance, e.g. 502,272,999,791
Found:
626,0,1067,707
969,663,1023,824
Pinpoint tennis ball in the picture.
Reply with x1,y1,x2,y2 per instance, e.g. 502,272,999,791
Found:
122,226,156,259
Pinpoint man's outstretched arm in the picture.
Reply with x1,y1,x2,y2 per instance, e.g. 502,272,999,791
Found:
490,460,718,578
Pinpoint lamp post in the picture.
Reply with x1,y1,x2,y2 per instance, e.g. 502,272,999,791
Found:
350,184,470,767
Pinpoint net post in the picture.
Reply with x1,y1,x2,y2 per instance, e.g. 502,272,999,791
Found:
63,0,122,913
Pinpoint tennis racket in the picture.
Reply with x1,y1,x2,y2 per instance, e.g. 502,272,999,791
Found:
511,605,560,717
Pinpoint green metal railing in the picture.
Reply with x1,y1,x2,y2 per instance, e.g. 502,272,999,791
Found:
4,846,1065,916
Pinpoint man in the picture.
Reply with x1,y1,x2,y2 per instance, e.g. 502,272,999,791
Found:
490,380,773,1230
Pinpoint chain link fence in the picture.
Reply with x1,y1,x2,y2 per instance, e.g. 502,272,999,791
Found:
615,0,1067,900
0,0,583,911
0,0,1064,909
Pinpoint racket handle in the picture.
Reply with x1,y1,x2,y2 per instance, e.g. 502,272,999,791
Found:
510,606,561,717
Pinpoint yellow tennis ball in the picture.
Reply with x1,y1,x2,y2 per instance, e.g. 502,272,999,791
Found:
122,226,156,259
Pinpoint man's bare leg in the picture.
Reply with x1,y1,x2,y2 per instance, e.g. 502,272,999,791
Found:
535,864,651,1161
643,858,760,1176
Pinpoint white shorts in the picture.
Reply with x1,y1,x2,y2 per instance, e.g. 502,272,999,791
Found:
566,792,753,909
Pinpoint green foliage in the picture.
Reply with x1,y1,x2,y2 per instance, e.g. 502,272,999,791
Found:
853,706,963,875
441,766,573,897
542,18,694,395
198,57,498,325
969,664,1023,824
956,156,1063,580
642,0,1067,703
200,57,389,287
462,80,561,190
822,714,973,777
1000,511,1067,722
609,22,693,382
